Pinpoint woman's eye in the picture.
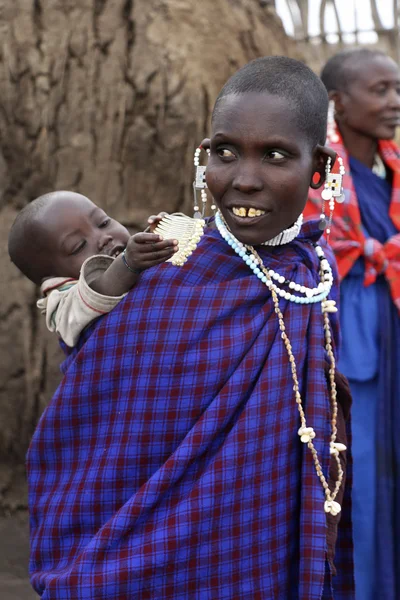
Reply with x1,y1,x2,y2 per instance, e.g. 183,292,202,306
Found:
217,148,235,159
374,86,387,96
99,218,110,228
267,150,285,160
70,241,86,255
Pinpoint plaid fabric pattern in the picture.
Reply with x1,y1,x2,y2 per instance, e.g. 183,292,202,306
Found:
27,222,353,599
305,134,400,313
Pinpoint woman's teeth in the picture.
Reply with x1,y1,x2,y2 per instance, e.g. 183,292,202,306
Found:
232,207,266,218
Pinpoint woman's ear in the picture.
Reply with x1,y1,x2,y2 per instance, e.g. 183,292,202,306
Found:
329,90,345,119
200,138,210,150
310,145,337,189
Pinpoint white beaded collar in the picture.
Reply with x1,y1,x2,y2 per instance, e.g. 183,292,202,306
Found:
262,214,303,246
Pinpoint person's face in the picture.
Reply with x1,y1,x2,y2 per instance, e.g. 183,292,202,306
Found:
37,192,130,279
205,92,328,246
335,55,400,140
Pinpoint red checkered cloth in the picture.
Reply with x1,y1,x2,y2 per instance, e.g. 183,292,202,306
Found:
305,134,400,314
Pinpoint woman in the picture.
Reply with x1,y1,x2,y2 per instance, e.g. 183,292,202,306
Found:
27,57,353,599
306,48,400,600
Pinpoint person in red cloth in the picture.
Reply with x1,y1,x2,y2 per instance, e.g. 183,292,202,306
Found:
27,56,354,599
305,48,400,600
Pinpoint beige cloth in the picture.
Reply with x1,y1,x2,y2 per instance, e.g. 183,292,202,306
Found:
37,255,126,347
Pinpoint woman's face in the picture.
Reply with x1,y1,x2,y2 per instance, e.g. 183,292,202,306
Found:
205,92,328,246
335,55,400,140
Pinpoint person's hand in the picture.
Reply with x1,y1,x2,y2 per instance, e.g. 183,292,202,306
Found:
146,212,169,232
124,232,178,271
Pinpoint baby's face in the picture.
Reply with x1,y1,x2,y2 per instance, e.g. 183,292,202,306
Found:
37,192,130,279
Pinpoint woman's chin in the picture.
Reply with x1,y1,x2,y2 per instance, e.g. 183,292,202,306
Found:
375,125,398,140
223,212,297,247
221,210,278,246
228,224,280,247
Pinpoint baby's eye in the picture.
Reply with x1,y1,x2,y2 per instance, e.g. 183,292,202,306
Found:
99,218,110,228
266,150,285,160
217,148,235,159
70,241,86,255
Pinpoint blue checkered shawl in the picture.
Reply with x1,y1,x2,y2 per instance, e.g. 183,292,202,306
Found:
27,221,353,599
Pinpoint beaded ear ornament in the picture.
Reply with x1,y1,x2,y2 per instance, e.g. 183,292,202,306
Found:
193,145,216,218
319,156,345,238
152,146,213,266
320,100,346,239
153,213,206,266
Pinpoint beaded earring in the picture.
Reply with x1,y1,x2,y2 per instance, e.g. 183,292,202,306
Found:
193,146,215,218
319,156,345,237
153,213,206,266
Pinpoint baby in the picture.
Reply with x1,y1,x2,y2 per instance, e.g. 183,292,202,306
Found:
8,191,177,347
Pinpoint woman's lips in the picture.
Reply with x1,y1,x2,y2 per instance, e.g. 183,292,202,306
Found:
227,206,271,226
381,116,400,127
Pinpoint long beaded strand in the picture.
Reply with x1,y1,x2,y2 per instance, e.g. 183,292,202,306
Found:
250,246,344,515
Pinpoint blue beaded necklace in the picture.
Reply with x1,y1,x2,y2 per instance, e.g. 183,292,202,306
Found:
215,211,333,305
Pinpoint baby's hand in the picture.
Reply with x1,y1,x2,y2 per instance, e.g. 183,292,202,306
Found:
146,212,169,232
124,232,178,271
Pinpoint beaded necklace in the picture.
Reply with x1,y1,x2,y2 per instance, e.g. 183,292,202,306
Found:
262,213,303,246
372,153,387,179
215,212,333,304
215,210,345,515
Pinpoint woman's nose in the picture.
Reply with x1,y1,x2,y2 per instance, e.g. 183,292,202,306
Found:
232,164,264,193
387,87,400,109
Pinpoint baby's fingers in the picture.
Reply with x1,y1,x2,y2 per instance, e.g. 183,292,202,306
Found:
140,247,178,265
137,238,178,253
146,212,169,232
131,232,163,245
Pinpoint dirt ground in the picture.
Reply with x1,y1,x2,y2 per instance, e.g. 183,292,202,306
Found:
0,512,37,599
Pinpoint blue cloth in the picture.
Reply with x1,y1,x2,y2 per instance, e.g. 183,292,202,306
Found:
339,157,400,600
347,378,377,600
26,222,354,599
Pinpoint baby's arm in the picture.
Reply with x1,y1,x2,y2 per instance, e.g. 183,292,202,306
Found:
90,231,178,297
37,263,125,347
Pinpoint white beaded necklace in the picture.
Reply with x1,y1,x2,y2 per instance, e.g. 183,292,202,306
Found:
262,213,303,246
372,153,387,179
215,212,333,304
215,210,345,516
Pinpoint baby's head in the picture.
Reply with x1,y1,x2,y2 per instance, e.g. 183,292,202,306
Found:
8,191,130,284
204,56,335,246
